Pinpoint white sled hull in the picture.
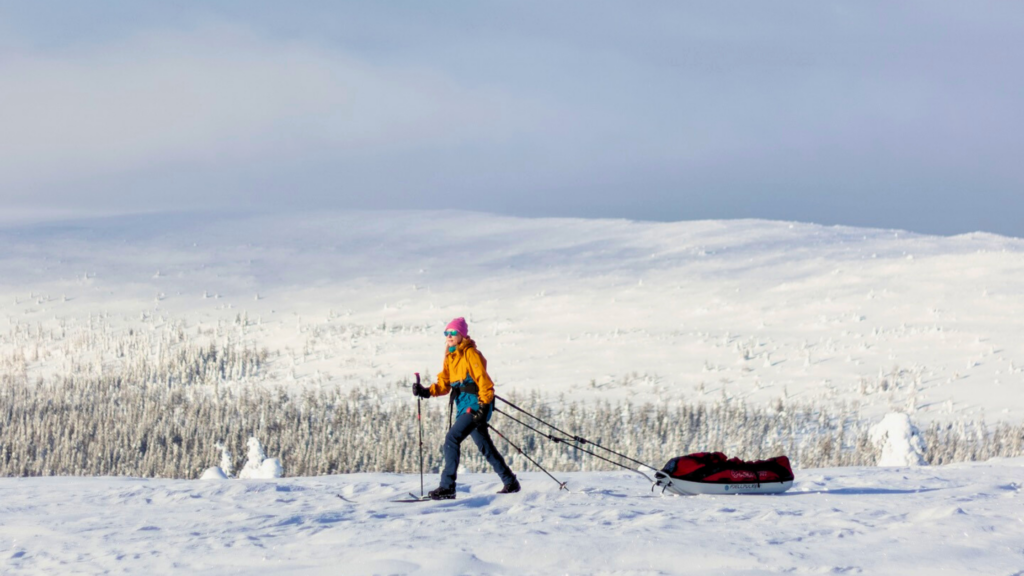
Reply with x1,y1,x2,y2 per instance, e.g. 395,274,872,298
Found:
658,475,793,496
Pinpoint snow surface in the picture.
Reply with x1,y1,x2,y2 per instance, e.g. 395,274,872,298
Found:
1,459,1023,575
200,466,229,480
3,211,1024,573
1,211,1022,424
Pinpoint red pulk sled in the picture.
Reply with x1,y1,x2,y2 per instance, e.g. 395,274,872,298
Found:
653,452,794,495
488,395,795,496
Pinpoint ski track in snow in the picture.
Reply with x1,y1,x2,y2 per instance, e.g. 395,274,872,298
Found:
1,460,1022,575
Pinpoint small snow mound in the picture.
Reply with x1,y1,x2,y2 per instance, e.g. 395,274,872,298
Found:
257,458,284,479
200,466,229,480
238,437,284,479
870,412,927,467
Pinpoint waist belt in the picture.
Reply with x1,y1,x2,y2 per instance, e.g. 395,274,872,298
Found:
452,378,479,395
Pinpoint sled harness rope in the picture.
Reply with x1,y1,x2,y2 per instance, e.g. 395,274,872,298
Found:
488,424,568,491
493,406,646,474
494,394,658,476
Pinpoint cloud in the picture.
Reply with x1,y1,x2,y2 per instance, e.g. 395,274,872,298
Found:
1,3,1022,235
0,24,554,197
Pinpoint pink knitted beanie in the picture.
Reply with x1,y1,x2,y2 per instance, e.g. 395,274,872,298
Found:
445,317,469,337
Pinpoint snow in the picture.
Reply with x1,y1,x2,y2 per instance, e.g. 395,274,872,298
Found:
200,466,228,480
870,412,928,467
1,459,1022,574
1,211,1022,425
237,438,284,480
2,211,1024,573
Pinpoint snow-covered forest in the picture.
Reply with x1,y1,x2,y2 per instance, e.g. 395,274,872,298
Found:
1,212,1022,479
2,329,1022,478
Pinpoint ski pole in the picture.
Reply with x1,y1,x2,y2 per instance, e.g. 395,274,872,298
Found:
416,373,424,498
447,392,455,430
489,424,568,491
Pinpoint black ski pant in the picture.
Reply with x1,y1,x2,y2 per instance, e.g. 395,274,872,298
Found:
440,411,516,490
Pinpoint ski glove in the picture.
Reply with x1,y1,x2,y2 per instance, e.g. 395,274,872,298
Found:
472,405,489,428
412,382,431,399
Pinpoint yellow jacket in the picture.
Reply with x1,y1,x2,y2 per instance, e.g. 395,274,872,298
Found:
428,337,495,406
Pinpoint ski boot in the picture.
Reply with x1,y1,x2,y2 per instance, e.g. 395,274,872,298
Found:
428,485,456,500
497,477,521,494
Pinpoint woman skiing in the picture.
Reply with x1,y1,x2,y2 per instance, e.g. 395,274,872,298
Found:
413,317,520,499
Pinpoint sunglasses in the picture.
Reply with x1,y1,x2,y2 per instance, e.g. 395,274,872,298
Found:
444,330,461,337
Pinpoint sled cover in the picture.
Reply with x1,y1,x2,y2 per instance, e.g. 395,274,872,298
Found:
660,452,794,484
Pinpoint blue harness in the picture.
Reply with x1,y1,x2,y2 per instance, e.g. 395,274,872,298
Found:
450,375,492,421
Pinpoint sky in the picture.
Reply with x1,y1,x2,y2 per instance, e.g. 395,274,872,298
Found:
1,1,1022,237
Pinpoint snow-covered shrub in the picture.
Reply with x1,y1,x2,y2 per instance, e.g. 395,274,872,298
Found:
237,437,283,479
869,412,927,466
217,443,234,477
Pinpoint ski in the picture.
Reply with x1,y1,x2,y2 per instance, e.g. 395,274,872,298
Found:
391,492,433,503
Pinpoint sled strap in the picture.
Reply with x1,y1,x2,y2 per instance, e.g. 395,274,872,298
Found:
494,407,647,474
494,394,654,470
489,424,568,491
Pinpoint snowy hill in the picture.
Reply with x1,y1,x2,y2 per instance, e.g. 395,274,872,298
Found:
3,211,1023,574
1,459,1022,574
2,210,1021,423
